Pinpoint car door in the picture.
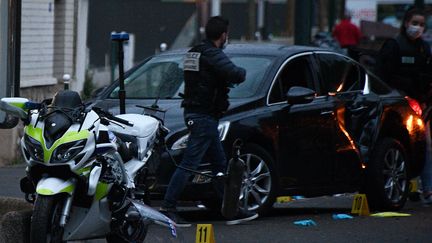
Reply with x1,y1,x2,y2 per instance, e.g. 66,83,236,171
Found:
315,52,365,185
268,53,337,187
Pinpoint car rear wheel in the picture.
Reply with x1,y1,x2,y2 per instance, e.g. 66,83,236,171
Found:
238,144,277,216
365,138,409,210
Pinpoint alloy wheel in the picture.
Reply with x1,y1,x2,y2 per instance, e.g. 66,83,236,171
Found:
239,153,272,211
382,147,407,203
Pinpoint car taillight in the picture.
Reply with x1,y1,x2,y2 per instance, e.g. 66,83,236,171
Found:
406,96,422,116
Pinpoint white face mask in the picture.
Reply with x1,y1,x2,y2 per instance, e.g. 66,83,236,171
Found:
406,24,424,39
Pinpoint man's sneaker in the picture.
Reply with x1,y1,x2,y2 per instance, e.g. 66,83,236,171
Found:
159,207,192,227
226,211,258,225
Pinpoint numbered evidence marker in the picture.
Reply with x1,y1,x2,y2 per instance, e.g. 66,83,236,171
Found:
351,194,370,216
195,224,216,243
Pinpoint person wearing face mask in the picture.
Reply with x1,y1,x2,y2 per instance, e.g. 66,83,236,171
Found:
377,8,432,206
160,16,255,226
377,8,432,102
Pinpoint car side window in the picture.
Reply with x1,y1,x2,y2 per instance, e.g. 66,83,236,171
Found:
317,53,363,94
269,55,314,104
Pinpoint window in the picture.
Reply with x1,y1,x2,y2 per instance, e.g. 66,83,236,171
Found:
110,55,184,99
109,54,273,99
317,53,363,94
269,55,314,104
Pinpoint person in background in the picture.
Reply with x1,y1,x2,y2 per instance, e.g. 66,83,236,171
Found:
376,7,432,205
332,10,362,59
160,16,258,226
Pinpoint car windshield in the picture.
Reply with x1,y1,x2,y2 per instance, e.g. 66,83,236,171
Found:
109,54,273,99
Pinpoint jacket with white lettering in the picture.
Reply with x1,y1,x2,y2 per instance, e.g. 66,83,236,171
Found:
377,33,432,102
182,39,246,118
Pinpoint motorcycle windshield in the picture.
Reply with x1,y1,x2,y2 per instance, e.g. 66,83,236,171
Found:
131,200,177,237
44,111,72,148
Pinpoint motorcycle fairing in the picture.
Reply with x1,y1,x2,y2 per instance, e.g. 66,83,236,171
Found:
24,124,91,163
131,200,177,237
63,198,112,241
36,177,76,195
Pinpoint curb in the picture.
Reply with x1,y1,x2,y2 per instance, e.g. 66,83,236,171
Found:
0,197,32,243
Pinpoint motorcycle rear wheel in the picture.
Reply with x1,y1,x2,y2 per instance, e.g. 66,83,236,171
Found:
30,195,65,243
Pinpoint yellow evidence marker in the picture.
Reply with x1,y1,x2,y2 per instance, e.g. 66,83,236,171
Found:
195,224,216,243
351,193,370,216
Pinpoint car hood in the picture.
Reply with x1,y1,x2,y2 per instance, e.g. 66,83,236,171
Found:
92,97,258,133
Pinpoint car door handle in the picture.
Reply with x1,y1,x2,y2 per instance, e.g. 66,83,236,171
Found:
320,110,334,115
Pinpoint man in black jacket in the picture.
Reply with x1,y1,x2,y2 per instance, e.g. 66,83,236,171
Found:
160,16,257,226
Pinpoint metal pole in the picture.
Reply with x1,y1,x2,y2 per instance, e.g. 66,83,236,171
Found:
257,0,265,40
13,0,21,97
111,32,129,115
0,0,8,98
7,0,21,97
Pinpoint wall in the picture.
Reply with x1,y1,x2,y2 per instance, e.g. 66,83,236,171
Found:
20,0,57,87
53,0,76,81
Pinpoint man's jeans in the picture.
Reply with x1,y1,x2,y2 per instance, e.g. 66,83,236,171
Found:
162,113,227,209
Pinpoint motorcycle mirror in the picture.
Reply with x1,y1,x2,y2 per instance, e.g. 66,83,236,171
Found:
0,111,19,129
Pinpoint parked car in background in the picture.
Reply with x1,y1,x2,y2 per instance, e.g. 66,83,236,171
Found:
91,44,426,215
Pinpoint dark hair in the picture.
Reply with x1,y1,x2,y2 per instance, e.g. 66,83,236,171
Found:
205,16,229,40
400,7,426,34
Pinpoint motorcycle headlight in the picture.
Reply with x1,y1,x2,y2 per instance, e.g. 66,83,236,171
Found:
23,134,44,162
52,139,87,164
171,121,230,150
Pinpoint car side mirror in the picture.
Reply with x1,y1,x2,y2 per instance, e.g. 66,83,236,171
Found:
0,111,19,129
286,86,316,104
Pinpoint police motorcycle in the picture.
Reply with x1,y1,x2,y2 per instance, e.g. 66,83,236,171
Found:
0,90,177,242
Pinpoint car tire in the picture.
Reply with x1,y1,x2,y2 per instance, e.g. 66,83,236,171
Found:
364,137,409,211
238,143,278,216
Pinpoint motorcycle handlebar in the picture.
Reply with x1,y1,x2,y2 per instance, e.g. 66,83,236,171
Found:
92,107,133,127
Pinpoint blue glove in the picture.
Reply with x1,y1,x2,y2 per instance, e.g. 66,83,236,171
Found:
293,219,317,226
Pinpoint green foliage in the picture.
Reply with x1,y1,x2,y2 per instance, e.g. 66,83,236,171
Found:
81,70,94,100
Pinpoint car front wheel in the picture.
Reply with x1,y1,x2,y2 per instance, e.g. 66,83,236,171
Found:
238,144,277,216
365,138,409,211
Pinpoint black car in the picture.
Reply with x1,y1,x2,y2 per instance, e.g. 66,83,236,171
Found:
92,44,426,215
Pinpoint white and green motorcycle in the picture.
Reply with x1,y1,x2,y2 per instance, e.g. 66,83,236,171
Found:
0,90,176,242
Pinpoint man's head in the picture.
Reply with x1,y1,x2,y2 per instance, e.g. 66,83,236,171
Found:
343,9,353,20
205,16,229,48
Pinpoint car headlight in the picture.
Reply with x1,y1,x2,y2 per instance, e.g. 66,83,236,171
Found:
52,139,87,164
23,134,44,162
171,121,230,150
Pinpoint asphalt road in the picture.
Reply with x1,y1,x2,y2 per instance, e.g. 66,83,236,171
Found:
1,165,431,242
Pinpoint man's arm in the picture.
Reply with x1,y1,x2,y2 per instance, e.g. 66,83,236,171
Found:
204,48,246,84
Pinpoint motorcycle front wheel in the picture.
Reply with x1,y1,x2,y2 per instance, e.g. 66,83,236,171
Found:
30,195,65,243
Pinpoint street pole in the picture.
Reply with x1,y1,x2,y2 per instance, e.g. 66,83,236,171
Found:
294,0,312,45
111,32,129,115
6,0,21,97
257,0,268,41
0,0,8,99
14,0,21,97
